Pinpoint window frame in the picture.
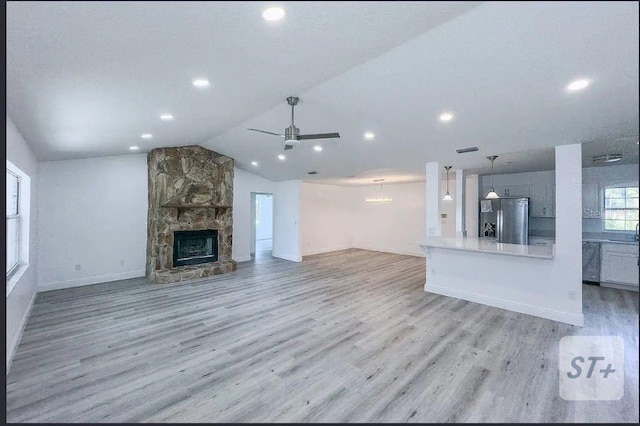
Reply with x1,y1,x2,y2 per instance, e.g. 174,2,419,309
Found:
602,183,639,233
6,169,21,278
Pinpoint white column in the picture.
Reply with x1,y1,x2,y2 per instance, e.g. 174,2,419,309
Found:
455,169,466,237
555,144,583,319
426,162,441,236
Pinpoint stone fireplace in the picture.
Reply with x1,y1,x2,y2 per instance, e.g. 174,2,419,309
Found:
146,145,236,283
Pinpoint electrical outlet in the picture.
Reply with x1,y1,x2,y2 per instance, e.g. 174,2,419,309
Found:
430,268,436,276
120,260,125,266
568,291,576,301
75,264,81,271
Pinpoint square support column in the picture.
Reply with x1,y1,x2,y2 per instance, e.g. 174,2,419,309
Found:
426,162,442,236
455,169,466,237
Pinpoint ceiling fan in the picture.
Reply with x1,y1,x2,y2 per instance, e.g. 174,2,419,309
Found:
248,96,340,150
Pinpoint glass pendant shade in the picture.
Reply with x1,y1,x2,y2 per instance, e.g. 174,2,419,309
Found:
442,166,453,201
486,189,500,199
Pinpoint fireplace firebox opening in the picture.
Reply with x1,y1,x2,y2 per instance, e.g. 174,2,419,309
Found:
173,229,218,267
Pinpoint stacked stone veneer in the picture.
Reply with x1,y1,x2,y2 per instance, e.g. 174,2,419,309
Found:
146,145,236,283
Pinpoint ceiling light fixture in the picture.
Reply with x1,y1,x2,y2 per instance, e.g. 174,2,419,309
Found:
192,79,210,88
366,179,392,203
129,146,139,151
593,154,623,163
443,166,453,201
314,145,323,152
485,156,500,199
251,161,259,167
262,6,285,21
278,154,286,161
160,113,174,121
141,133,153,139
363,132,375,140
566,79,590,91
439,112,454,122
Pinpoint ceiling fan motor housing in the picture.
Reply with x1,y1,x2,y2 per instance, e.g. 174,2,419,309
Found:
284,125,300,145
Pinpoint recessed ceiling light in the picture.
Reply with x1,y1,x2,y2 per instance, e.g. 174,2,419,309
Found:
251,161,259,167
363,132,375,140
192,79,210,88
278,154,286,160
160,113,174,121
566,79,590,91
314,145,323,152
262,6,285,21
129,146,139,151
439,112,454,122
593,154,623,163
141,133,153,139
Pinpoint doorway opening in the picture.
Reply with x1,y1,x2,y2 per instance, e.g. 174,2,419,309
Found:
251,192,274,260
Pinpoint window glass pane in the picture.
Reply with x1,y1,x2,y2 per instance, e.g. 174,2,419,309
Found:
604,220,626,231
626,209,639,221
625,221,638,231
6,172,18,216
605,198,626,209
605,209,626,220
626,187,639,198
605,188,626,198
627,197,639,209
6,217,19,273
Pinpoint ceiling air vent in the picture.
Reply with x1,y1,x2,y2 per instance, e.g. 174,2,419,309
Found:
307,171,318,175
456,146,479,154
593,154,623,163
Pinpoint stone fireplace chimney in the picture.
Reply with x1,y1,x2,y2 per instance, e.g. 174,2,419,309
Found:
146,145,236,283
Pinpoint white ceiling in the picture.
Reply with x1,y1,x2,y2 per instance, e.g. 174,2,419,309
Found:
7,1,639,185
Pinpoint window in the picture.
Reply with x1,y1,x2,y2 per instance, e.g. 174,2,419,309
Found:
604,186,639,231
6,169,20,276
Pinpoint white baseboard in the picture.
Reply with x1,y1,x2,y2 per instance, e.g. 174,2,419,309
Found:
7,290,37,375
302,246,352,257
272,252,302,262
38,270,146,292
425,282,584,326
600,282,639,292
233,255,253,263
353,245,426,258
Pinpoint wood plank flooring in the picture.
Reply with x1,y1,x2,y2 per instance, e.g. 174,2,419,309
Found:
6,249,639,422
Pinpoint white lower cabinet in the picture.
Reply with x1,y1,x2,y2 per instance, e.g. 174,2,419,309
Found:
600,243,639,290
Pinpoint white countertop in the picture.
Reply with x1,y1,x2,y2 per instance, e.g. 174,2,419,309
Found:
421,236,555,259
582,238,638,246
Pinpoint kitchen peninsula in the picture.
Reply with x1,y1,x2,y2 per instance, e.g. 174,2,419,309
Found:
421,236,554,259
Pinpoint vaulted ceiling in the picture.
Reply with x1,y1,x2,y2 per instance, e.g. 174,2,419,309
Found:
7,1,639,184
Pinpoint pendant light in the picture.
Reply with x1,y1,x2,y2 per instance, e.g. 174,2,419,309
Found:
486,155,500,199
365,179,392,203
442,166,453,201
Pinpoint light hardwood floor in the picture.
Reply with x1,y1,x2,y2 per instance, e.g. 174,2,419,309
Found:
6,249,639,423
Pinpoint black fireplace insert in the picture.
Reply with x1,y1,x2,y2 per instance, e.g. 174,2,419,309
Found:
173,229,218,267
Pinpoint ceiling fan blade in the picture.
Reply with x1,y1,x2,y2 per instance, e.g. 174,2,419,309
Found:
284,144,293,151
298,132,341,140
248,128,285,137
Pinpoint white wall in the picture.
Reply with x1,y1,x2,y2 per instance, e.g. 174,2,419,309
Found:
272,180,302,262
350,181,427,257
38,154,148,290
6,114,39,373
300,183,353,256
255,194,273,240
233,168,276,261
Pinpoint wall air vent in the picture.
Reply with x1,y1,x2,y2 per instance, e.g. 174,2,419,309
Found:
456,146,479,154
307,171,318,175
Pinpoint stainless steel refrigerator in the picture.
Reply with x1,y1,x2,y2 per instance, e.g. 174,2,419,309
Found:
479,197,529,245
